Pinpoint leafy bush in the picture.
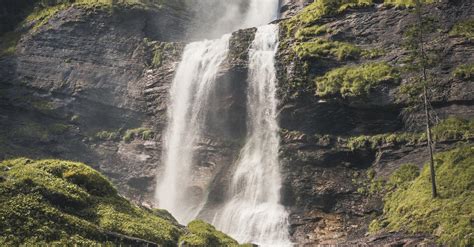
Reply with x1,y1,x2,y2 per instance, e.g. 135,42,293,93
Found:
375,146,474,246
0,158,184,245
315,62,399,98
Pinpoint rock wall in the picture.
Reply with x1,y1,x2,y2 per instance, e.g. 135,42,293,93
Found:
0,0,472,245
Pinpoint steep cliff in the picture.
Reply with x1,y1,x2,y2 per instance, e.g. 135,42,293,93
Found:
0,0,472,245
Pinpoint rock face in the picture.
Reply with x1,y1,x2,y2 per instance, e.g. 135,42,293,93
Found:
0,0,473,245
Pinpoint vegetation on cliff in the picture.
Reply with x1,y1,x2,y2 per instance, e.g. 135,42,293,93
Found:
370,146,474,246
0,158,240,246
315,62,399,98
179,220,249,247
347,117,473,151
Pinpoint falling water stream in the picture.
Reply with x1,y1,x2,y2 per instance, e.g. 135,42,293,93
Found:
212,24,291,246
156,0,291,245
155,35,231,223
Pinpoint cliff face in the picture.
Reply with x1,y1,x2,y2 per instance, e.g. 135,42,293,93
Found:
0,0,472,245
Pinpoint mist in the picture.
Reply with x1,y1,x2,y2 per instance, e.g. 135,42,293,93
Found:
184,0,280,40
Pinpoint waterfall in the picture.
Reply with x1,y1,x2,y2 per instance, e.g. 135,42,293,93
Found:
155,34,231,223
156,0,290,244
212,24,291,246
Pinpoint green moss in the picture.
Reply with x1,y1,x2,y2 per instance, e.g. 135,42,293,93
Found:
452,63,474,80
384,0,434,8
0,31,22,57
13,121,51,143
449,18,474,40
179,220,240,247
346,118,473,151
374,146,474,246
316,62,399,98
294,38,362,61
0,158,183,245
387,163,419,188
123,127,154,142
295,25,330,40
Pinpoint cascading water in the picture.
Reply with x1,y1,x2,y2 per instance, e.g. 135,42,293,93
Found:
155,34,231,223
156,0,290,244
212,24,292,246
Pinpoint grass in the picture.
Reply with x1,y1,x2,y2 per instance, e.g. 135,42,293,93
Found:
0,158,184,245
452,63,474,80
315,62,399,98
449,18,474,40
370,146,474,246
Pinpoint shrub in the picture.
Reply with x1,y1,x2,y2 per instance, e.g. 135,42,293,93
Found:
123,127,154,142
315,62,399,98
94,130,119,141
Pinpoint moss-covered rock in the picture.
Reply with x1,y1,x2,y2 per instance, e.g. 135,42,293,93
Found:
315,62,400,98
0,158,184,245
372,146,474,246
179,220,243,247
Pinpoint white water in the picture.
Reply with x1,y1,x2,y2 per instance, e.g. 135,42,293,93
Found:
156,0,291,245
155,34,231,223
212,24,292,246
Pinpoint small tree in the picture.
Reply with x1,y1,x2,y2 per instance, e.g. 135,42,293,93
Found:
400,0,439,198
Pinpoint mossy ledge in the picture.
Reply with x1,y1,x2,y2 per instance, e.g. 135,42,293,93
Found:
0,158,240,246
369,146,474,246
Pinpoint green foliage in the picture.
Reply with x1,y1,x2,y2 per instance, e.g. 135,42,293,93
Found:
123,127,154,142
431,117,474,141
179,220,240,247
315,62,399,98
294,38,362,61
376,146,474,246
452,63,474,80
0,158,183,245
449,18,474,40
94,130,119,141
13,121,52,143
0,31,22,57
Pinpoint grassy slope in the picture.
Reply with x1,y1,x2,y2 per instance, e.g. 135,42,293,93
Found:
371,146,473,246
0,158,241,246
